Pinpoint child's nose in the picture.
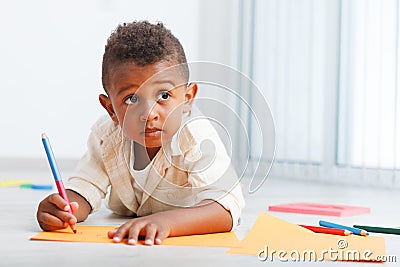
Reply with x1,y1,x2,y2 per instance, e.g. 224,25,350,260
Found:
139,101,159,122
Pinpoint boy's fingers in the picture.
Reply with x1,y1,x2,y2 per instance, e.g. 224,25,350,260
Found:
52,210,76,226
70,202,79,213
38,203,77,226
155,229,169,245
126,224,142,245
112,223,131,243
37,212,69,231
107,228,118,239
144,224,157,246
47,193,69,211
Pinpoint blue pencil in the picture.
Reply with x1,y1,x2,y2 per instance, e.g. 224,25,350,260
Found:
42,133,77,234
319,220,368,236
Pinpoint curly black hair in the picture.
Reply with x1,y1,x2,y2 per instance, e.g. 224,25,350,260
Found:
102,21,189,91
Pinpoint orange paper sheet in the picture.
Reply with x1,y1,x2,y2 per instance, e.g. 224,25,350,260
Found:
226,212,386,262
30,225,240,248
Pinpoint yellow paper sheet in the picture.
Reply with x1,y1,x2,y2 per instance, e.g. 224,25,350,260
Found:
30,225,240,248
0,179,33,187
226,212,386,262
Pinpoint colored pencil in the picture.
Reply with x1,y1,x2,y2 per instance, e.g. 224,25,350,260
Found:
41,133,76,234
353,225,400,235
299,225,352,236
319,220,368,236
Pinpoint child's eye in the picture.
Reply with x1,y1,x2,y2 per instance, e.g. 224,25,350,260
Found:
125,94,138,105
158,91,170,102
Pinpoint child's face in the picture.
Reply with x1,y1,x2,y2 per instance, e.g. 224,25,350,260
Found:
99,61,197,148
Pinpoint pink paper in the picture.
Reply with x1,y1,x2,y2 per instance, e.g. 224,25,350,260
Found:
268,202,370,216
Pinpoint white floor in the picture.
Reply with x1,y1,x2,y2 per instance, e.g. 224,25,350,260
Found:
1,169,400,267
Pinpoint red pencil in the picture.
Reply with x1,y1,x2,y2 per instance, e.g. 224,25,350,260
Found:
299,225,352,236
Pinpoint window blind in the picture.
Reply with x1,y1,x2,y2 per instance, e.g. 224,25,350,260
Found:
240,0,400,188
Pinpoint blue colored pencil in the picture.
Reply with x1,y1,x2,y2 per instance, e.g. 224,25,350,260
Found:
42,133,77,234
319,220,368,236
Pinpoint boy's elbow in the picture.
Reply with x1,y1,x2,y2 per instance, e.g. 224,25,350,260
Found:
213,201,234,232
225,211,234,232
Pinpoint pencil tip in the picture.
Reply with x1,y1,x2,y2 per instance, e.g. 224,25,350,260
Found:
344,230,352,236
41,133,47,139
361,230,368,236
71,225,77,234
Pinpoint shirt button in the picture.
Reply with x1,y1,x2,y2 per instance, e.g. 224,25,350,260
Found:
167,191,174,200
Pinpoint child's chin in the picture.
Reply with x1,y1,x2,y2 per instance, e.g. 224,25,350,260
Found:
142,138,163,148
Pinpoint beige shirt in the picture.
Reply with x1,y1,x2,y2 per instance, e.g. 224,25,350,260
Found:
66,110,245,229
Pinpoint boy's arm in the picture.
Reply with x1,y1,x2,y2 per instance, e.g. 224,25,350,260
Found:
108,200,232,245
163,199,232,236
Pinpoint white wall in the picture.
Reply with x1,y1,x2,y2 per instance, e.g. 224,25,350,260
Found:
0,0,203,159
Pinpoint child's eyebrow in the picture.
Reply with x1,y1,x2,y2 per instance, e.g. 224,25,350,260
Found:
153,79,189,91
116,84,139,96
116,80,181,96
151,79,176,87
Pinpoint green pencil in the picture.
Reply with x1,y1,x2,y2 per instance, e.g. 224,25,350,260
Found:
353,225,400,235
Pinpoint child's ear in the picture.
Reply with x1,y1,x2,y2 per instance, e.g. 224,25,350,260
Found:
183,82,198,113
99,94,118,124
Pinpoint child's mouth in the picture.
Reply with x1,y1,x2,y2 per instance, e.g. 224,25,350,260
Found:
143,128,162,137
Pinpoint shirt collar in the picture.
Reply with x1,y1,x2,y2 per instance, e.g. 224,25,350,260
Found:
169,110,197,157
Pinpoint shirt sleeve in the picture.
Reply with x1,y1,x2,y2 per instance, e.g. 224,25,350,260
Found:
65,129,110,213
186,133,245,230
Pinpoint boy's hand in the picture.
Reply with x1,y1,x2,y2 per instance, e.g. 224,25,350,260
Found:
36,193,78,231
108,213,172,246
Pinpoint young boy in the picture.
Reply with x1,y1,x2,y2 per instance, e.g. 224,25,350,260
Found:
36,21,245,246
